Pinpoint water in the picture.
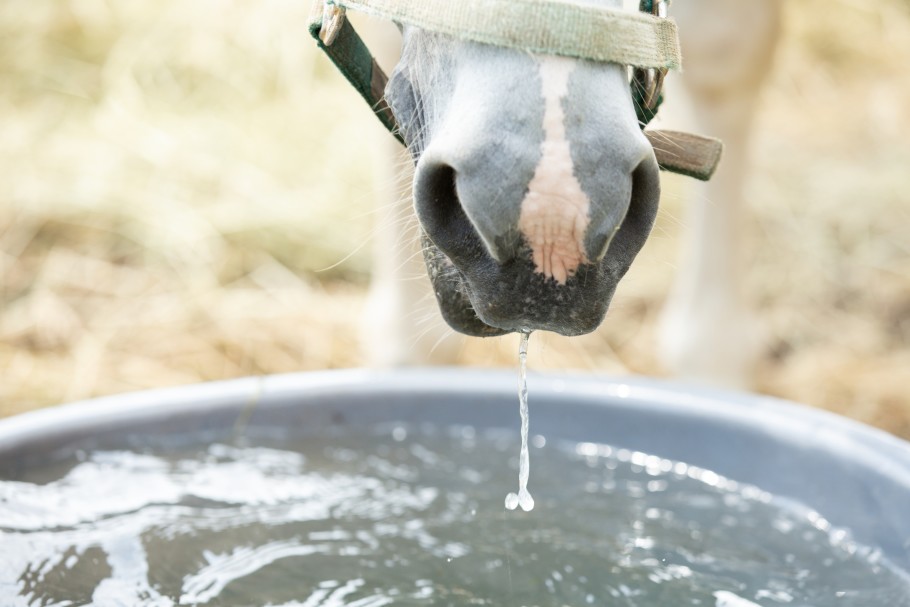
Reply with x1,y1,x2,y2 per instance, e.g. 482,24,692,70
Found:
2,428,908,606
505,331,534,512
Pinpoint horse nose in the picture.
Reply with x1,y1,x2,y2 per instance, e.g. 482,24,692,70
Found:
413,156,522,267
413,152,640,286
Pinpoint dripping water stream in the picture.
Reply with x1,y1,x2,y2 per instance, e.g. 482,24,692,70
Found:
505,331,534,511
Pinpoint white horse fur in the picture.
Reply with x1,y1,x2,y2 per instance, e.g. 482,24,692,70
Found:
358,0,782,386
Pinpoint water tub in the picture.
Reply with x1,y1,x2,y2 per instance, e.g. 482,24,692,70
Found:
1,369,909,575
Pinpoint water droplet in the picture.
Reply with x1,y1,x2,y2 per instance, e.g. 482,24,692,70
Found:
518,489,534,512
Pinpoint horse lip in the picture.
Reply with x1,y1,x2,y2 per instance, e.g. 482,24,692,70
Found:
466,271,614,337
424,238,615,338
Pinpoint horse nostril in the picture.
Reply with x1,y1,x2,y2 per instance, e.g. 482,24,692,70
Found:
416,163,459,246
414,162,491,263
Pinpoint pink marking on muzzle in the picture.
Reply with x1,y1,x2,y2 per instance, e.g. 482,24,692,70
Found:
518,57,591,285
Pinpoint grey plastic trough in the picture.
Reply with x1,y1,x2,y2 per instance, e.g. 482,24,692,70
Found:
0,369,908,572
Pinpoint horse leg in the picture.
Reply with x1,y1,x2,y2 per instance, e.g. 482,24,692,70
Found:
658,0,783,388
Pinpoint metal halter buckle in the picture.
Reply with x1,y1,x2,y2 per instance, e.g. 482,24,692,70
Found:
319,3,346,46
634,0,669,111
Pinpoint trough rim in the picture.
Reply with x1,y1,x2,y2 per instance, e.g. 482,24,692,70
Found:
1,368,908,472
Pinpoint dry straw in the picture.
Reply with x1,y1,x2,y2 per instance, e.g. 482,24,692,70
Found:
0,0,909,438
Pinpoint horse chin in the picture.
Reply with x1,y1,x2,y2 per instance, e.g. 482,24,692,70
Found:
421,234,619,338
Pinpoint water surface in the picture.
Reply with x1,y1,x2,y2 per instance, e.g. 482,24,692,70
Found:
1,425,908,606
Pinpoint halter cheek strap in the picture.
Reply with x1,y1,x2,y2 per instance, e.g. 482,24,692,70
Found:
308,11,402,142
308,0,723,182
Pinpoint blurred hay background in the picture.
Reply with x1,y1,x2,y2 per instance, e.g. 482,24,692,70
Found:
1,0,908,438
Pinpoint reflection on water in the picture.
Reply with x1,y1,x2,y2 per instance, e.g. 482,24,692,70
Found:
1,427,908,606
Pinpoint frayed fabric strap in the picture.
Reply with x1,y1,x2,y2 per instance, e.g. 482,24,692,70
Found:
326,0,680,69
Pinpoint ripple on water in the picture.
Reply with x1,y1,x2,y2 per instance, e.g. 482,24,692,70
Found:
1,429,908,606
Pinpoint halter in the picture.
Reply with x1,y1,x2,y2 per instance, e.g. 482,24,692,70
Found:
309,0,722,181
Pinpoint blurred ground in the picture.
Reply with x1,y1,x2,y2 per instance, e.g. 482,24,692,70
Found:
1,1,909,438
